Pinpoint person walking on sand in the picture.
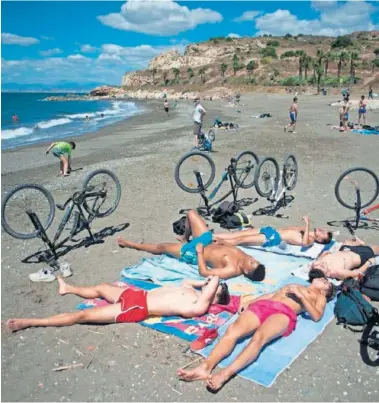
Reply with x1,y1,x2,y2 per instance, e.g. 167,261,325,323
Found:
368,85,373,100
193,97,206,149
46,141,76,176
284,97,298,133
358,95,368,126
164,99,169,116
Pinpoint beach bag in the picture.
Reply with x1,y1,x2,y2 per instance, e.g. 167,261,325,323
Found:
219,212,251,230
334,285,377,328
212,201,238,223
172,216,186,235
202,135,213,152
361,265,379,301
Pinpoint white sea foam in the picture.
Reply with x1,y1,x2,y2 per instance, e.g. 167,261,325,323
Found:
36,117,72,129
1,127,34,139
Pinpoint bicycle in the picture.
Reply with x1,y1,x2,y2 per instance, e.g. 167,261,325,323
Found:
175,150,259,217
327,167,379,235
1,169,121,268
252,154,298,218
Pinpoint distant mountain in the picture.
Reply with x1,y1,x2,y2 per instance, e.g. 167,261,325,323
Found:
1,81,104,93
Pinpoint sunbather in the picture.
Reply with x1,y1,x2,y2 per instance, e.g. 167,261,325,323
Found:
178,270,334,392
6,275,230,332
117,210,266,281
215,216,332,248
311,238,378,280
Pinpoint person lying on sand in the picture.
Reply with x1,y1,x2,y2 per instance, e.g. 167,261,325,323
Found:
117,209,266,281
311,238,378,280
178,269,334,392
6,275,230,332
215,216,332,248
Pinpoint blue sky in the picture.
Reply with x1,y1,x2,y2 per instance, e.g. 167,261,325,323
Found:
2,1,379,88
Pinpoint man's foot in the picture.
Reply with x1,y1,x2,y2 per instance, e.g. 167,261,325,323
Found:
206,370,230,392
57,277,71,295
292,131,297,134
6,319,30,332
178,362,211,382
284,126,287,132
117,237,139,249
63,173,70,177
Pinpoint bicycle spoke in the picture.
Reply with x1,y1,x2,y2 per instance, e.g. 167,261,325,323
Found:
178,156,213,190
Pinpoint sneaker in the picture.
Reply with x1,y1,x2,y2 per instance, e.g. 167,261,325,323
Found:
29,268,56,283
59,262,73,278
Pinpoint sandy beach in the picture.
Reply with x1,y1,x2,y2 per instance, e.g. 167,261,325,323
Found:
2,92,379,402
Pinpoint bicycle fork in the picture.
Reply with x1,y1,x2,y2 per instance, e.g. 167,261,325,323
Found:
195,171,211,216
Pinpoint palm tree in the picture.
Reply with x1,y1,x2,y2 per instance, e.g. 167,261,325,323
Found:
316,64,324,94
151,68,157,83
172,67,180,83
233,54,239,75
295,50,305,79
374,48,379,59
303,55,312,81
199,67,207,83
349,52,359,84
323,52,332,78
220,63,228,77
187,67,194,79
246,60,257,81
337,51,348,79
163,71,168,84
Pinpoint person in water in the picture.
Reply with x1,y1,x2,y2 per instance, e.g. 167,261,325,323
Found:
46,141,76,176
284,97,298,133
358,95,368,126
6,275,230,332
117,209,266,281
178,270,334,392
12,114,19,123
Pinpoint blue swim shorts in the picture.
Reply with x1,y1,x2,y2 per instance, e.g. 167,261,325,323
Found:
180,231,213,265
260,227,282,248
289,112,296,123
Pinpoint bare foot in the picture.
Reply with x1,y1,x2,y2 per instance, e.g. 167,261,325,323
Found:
177,363,211,382
206,370,230,392
57,277,70,296
6,319,30,332
117,237,137,249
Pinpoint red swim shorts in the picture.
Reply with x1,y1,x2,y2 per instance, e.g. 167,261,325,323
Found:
115,287,149,323
247,300,297,337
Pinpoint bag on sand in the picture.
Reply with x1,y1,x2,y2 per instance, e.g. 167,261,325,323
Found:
172,216,186,235
212,201,239,223
361,265,379,301
219,212,251,230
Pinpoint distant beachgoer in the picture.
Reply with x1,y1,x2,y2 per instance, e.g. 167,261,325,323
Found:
358,95,368,126
100,113,104,118
284,97,298,133
193,97,206,149
12,114,19,123
85,115,90,120
164,100,169,115
368,86,373,100
339,106,348,132
46,141,76,176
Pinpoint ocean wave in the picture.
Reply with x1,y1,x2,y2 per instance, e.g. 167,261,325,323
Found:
1,127,34,139
36,117,72,129
66,112,96,119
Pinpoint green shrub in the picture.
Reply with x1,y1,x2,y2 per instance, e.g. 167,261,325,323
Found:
280,51,296,59
247,77,256,84
331,36,353,49
280,76,306,86
261,46,278,58
261,57,272,65
284,33,292,39
192,47,200,53
226,37,233,42
267,40,280,47
373,59,379,68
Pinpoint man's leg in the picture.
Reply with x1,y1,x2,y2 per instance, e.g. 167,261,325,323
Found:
60,155,69,176
215,228,260,241
185,209,209,239
207,314,290,392
117,237,182,258
370,244,379,255
7,302,121,332
215,232,265,246
59,160,64,175
178,310,260,382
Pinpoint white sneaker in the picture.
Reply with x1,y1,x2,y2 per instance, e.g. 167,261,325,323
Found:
29,268,56,283
59,262,73,278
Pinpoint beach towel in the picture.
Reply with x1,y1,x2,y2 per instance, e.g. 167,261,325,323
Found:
352,129,379,136
196,276,336,387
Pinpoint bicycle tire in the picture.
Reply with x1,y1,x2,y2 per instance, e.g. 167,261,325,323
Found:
175,151,216,193
82,169,121,218
233,150,259,189
1,184,55,239
254,157,280,198
283,154,298,191
208,129,216,142
335,167,379,209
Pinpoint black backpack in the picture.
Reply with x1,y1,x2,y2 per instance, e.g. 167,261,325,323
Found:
219,212,251,229
361,265,379,301
212,201,239,223
172,216,186,235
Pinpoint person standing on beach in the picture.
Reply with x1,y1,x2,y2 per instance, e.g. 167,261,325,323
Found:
358,95,368,126
193,97,206,149
339,105,348,132
46,141,76,176
368,86,373,100
284,97,298,133
164,99,169,116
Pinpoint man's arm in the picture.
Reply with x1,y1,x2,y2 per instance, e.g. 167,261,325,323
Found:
196,244,237,279
338,258,376,280
182,278,208,288
291,286,326,322
301,216,313,246
46,142,56,154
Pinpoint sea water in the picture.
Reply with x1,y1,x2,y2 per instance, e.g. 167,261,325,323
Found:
1,93,140,150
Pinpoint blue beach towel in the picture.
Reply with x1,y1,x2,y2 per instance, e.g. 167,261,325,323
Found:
352,129,379,136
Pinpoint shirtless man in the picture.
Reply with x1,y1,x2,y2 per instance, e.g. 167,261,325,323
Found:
358,95,368,126
216,216,332,248
284,97,298,133
6,275,230,332
311,239,378,280
178,269,334,392
117,210,266,281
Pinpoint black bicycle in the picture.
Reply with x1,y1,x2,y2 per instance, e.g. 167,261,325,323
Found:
2,169,121,267
327,167,379,235
175,150,259,216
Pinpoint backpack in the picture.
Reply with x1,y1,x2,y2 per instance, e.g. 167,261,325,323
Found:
212,201,238,223
202,136,212,152
172,216,186,235
334,285,378,328
360,265,379,301
219,212,251,230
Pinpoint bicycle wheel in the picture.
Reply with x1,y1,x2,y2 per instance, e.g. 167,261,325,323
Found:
335,167,379,209
233,151,259,189
254,157,280,198
283,154,298,191
82,169,121,218
208,129,216,142
1,184,55,239
175,151,215,193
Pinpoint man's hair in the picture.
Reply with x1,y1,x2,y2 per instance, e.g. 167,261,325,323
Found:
317,231,333,245
245,264,266,282
293,97,298,102
361,95,365,99
69,141,76,150
217,282,230,305
308,268,335,302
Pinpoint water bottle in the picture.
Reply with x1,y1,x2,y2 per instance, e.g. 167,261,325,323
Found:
279,241,288,250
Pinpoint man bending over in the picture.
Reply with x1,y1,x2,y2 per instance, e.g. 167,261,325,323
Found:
178,269,334,392
117,210,265,281
311,238,378,280
6,276,230,332
216,216,332,248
